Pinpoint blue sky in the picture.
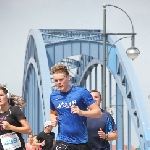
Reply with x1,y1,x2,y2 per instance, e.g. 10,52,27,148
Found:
0,0,150,148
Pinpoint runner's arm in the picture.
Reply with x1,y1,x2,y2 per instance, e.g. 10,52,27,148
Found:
71,103,102,118
2,119,31,134
82,103,102,118
50,109,58,127
98,129,118,141
32,138,45,147
106,130,118,141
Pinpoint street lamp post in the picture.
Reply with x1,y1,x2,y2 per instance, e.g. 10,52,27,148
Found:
102,3,140,110
102,3,140,150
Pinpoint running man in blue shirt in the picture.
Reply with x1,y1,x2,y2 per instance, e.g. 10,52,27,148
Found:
50,64,102,150
87,90,118,150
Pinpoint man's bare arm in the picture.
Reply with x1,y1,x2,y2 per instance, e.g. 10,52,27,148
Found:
71,103,102,118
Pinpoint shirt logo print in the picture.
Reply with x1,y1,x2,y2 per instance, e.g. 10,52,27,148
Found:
57,100,76,109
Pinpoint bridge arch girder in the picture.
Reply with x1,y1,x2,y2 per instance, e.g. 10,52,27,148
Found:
23,30,51,123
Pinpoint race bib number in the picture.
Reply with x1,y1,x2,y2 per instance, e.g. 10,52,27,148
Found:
0,132,21,150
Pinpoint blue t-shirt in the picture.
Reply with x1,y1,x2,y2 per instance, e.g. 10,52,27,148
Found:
50,86,95,144
87,109,117,150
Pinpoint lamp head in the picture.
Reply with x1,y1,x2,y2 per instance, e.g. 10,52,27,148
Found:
126,46,140,60
103,3,107,8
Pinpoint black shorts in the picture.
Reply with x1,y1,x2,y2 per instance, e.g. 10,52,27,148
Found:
52,140,91,150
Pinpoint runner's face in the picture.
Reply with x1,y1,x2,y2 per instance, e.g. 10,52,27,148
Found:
28,135,33,143
53,73,70,92
90,92,102,106
0,90,8,106
47,125,53,132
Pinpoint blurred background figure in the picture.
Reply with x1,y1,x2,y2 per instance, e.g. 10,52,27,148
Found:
87,90,118,150
32,135,42,150
25,134,33,149
26,134,42,150
33,121,55,150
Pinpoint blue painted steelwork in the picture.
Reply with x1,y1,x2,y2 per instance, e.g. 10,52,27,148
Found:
22,29,150,149
22,32,51,133
116,84,124,150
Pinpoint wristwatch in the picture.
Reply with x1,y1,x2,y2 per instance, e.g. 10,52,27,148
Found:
105,134,108,140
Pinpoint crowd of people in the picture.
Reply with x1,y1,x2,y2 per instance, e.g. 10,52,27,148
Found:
0,64,118,150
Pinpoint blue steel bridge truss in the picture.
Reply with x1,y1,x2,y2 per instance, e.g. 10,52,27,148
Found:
22,29,150,149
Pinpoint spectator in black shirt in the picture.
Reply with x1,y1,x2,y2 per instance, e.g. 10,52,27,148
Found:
33,121,55,150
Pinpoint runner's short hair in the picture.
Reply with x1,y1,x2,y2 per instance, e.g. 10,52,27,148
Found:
51,64,69,75
90,90,101,98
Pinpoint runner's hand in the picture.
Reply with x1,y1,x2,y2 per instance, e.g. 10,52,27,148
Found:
41,140,45,146
98,128,106,139
2,121,11,130
50,115,58,127
71,105,82,116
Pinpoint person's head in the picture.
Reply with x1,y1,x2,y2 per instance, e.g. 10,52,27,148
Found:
0,85,11,107
44,121,53,132
90,90,102,106
0,85,26,108
51,64,70,92
27,134,33,143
